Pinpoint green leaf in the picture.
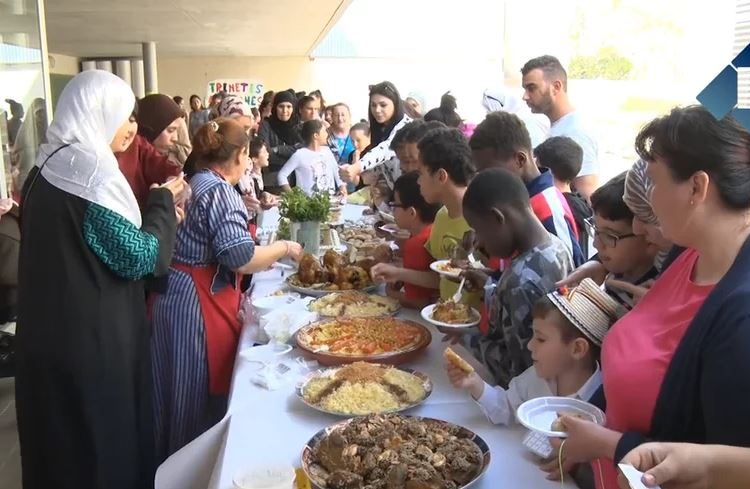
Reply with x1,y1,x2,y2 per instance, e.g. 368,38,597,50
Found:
279,188,331,222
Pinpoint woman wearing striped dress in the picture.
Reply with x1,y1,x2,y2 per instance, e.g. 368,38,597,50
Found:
151,118,302,462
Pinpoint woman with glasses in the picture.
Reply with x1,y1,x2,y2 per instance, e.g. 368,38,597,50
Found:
339,81,412,189
542,106,750,489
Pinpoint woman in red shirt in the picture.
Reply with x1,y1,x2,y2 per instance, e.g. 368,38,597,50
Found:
543,106,750,488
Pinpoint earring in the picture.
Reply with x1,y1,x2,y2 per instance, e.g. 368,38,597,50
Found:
690,200,695,205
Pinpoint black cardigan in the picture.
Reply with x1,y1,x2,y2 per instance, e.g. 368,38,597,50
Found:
610,237,750,462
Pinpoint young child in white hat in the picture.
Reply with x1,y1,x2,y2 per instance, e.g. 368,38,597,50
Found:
445,278,622,425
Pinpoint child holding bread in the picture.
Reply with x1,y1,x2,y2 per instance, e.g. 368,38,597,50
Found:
445,278,621,425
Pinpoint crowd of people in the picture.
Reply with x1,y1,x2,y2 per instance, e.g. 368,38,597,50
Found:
2,51,750,489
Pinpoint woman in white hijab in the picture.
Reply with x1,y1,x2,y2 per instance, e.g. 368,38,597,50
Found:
15,70,184,489
482,87,551,148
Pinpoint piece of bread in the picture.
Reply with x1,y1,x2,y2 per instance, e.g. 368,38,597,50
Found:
444,347,475,374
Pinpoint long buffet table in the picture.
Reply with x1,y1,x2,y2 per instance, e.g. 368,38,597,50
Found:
155,205,575,489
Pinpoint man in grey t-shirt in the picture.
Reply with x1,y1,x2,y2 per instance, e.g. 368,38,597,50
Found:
521,55,599,201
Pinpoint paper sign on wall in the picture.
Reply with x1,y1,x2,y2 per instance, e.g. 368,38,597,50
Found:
207,79,265,108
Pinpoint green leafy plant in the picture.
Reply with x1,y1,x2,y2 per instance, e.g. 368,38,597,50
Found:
279,188,331,222
276,218,291,240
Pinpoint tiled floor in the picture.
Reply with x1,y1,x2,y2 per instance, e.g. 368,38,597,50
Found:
0,378,21,489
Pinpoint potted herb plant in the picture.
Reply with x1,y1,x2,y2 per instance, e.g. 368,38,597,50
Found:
279,188,330,254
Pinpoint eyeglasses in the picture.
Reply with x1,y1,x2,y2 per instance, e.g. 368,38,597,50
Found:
388,201,409,209
584,217,637,248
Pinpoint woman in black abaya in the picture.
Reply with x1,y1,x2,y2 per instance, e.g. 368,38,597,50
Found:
15,70,184,489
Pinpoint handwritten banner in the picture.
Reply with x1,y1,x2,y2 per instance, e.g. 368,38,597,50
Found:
207,79,265,108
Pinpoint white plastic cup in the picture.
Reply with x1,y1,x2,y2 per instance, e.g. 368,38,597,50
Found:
233,464,295,489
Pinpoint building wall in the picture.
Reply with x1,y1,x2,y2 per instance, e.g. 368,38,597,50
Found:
157,56,314,102
157,55,503,122
49,52,79,75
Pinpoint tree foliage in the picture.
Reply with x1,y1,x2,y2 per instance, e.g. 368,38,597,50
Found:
569,47,633,80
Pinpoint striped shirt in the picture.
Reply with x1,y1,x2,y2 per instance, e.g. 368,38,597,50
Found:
527,169,584,266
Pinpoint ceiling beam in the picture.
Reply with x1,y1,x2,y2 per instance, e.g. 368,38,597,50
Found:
0,13,35,33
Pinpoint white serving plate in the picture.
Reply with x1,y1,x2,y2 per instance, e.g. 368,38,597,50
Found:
420,304,480,329
429,259,463,279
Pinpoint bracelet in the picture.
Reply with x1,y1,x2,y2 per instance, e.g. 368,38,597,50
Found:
284,240,290,256
558,439,567,488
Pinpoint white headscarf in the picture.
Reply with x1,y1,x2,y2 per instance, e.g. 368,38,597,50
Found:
482,87,551,148
482,88,525,113
35,70,142,227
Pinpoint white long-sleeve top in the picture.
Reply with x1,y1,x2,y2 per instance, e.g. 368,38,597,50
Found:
475,363,602,425
359,115,412,188
277,146,344,196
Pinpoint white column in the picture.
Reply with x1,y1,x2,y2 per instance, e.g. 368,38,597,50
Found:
131,59,145,98
95,60,113,72
115,59,132,86
81,60,97,71
142,42,158,94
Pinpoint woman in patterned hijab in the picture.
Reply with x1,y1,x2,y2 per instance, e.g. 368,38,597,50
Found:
624,159,673,254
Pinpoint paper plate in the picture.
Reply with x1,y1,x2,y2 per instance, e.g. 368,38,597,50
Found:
378,223,401,234
516,396,605,438
429,259,463,279
239,343,293,364
421,304,480,330
378,210,395,223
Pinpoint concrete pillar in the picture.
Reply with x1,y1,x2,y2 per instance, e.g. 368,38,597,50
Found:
81,60,97,71
95,60,113,72
142,42,158,94
131,59,145,98
114,59,132,86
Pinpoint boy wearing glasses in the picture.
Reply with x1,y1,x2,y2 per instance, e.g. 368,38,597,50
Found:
588,172,658,309
370,172,441,308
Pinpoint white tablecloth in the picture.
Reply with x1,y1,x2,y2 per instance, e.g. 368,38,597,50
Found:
155,205,576,489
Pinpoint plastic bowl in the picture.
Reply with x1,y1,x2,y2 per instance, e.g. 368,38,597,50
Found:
233,464,295,489
252,295,297,318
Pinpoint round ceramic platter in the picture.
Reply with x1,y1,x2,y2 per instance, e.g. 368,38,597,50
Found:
301,415,491,489
429,259,463,279
420,304,481,329
295,365,433,417
293,318,432,366
286,274,379,298
308,293,400,318
516,396,606,438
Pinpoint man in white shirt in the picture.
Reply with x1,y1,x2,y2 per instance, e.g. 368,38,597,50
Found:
521,55,599,200
278,119,347,197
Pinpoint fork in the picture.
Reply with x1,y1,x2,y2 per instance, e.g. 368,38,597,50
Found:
452,277,466,303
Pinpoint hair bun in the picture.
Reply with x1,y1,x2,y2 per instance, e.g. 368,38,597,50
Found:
440,92,457,112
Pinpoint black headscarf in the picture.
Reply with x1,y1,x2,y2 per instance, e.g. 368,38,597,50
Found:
268,90,302,145
368,81,405,147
